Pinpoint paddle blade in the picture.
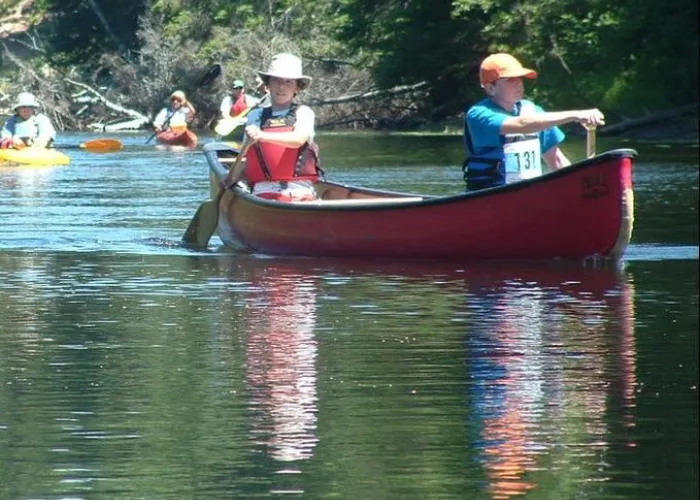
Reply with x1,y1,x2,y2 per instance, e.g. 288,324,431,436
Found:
182,197,220,248
80,138,123,152
199,64,222,87
214,117,246,137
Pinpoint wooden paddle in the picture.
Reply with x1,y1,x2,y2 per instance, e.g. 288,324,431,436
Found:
585,124,597,158
80,138,123,152
181,139,251,248
146,63,222,145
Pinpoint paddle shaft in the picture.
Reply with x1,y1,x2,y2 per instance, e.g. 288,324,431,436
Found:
220,92,272,185
180,140,251,247
223,139,252,188
180,91,267,247
585,124,597,158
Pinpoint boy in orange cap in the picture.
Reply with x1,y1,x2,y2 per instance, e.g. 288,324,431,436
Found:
463,53,605,191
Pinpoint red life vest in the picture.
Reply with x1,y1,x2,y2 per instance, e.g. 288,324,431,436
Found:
230,94,247,117
244,106,321,184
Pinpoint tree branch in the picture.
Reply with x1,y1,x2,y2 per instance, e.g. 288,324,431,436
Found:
600,103,699,135
311,82,428,106
64,77,150,129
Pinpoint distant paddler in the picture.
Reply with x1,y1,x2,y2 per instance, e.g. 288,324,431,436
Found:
1,92,57,150
220,78,260,120
152,90,198,147
215,78,261,138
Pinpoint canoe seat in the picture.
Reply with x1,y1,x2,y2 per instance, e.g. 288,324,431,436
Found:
291,197,424,207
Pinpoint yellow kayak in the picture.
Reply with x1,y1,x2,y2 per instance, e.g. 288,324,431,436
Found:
0,147,71,166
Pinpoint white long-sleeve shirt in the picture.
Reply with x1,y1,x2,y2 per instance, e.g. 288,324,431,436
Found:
153,105,194,129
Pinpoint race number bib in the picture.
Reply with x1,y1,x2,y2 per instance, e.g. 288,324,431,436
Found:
503,137,542,182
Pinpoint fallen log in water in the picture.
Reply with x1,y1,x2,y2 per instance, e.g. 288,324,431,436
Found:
65,77,151,131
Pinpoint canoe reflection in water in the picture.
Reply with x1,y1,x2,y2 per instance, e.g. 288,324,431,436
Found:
219,256,638,494
465,265,637,498
243,264,319,462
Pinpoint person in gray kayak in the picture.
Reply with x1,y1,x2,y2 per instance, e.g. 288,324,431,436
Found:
1,92,57,149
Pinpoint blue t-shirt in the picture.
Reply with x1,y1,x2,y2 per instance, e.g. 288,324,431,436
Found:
464,98,564,157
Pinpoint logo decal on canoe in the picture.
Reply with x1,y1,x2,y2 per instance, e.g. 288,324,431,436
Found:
582,173,609,199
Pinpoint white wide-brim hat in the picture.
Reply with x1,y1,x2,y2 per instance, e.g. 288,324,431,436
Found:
258,53,312,89
13,91,40,110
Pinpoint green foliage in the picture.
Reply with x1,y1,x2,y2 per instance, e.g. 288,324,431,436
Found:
449,0,698,116
5,0,698,126
333,0,489,118
33,0,146,66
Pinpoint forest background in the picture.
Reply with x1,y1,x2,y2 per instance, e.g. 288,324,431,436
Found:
0,0,698,140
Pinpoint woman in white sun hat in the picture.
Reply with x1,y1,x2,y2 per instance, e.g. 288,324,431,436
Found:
1,92,57,149
228,52,322,202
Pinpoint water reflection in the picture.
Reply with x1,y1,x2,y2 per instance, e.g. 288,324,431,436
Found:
225,256,640,498
464,263,637,498
241,263,319,464
0,166,57,203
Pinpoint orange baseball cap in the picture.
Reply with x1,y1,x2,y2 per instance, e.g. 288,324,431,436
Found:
479,53,537,85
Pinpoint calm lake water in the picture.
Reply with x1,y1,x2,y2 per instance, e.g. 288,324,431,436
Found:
0,132,698,499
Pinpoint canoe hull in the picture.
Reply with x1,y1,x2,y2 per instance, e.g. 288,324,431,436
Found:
156,128,198,148
0,147,70,166
203,143,635,260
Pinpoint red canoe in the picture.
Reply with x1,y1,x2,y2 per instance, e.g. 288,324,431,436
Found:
156,127,198,148
201,143,636,260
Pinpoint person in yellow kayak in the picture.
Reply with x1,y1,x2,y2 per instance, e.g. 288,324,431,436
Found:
0,92,57,149
153,90,195,134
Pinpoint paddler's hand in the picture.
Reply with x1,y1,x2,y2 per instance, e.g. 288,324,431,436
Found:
244,125,263,143
184,103,195,121
221,172,239,189
577,109,605,128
